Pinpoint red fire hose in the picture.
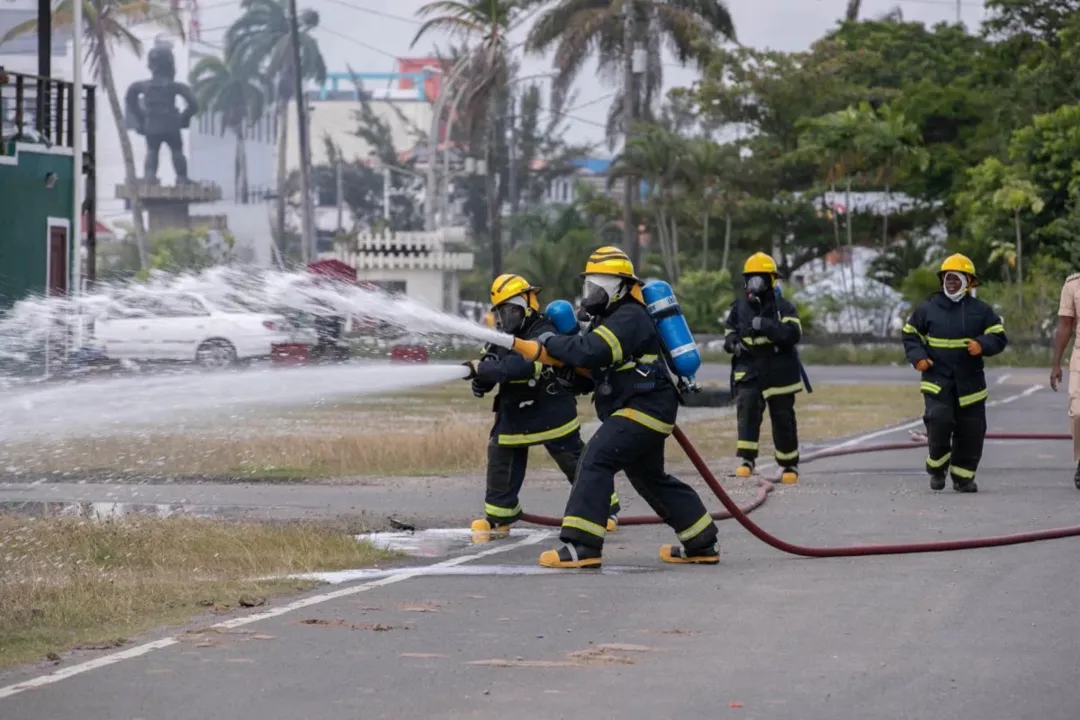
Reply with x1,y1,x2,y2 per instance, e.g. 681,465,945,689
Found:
520,428,1080,556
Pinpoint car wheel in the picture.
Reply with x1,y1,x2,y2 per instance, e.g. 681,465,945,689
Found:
196,339,237,369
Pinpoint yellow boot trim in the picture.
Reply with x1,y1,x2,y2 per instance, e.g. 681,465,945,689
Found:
780,469,798,484
659,544,720,565
539,547,602,569
606,516,619,532
470,518,511,544
735,464,753,478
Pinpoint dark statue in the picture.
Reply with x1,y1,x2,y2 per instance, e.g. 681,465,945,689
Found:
124,38,198,184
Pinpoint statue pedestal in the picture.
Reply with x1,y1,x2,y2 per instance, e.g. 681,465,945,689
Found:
115,182,223,234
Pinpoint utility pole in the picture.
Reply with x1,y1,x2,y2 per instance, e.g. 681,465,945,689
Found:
335,152,344,232
287,0,316,263
382,165,391,222
955,0,961,24
621,0,639,270
507,91,519,249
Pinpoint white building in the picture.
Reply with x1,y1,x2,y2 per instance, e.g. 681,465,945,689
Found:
317,229,473,313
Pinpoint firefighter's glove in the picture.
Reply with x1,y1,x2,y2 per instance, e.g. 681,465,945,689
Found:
914,358,933,372
470,378,489,398
536,332,555,346
462,359,480,380
967,340,982,356
750,316,776,333
723,335,749,357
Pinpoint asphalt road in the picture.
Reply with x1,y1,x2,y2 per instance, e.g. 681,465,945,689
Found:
3,378,1079,720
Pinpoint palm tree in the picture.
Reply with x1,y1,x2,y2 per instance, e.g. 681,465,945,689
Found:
525,0,736,269
679,137,740,271
227,0,327,246
189,53,266,203
3,0,185,268
411,0,523,278
608,123,688,282
855,104,926,247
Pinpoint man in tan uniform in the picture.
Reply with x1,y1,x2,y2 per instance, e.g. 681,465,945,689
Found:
1050,271,1080,489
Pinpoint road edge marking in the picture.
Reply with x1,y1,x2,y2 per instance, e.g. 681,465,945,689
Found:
753,384,1044,476
0,530,552,701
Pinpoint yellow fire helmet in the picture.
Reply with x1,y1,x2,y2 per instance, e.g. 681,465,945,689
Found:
938,253,979,287
743,251,778,276
489,273,541,311
581,246,642,282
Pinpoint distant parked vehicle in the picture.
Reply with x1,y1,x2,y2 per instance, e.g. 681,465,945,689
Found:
93,292,297,368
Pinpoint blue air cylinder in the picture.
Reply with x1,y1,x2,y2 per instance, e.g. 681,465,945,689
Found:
642,281,702,381
545,300,580,335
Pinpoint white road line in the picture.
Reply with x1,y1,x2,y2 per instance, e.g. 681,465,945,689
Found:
996,373,1012,385
0,530,553,701
751,384,1045,478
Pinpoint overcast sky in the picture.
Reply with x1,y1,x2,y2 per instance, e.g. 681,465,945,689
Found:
192,0,988,150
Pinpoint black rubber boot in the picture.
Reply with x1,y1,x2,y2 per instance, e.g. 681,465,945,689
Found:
659,543,720,565
953,480,978,493
929,470,946,491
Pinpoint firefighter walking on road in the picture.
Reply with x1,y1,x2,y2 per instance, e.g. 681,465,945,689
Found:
465,273,620,541
902,254,1008,492
1050,271,1080,489
723,252,805,484
509,247,720,569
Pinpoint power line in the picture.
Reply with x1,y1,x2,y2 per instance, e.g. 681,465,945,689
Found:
319,0,421,26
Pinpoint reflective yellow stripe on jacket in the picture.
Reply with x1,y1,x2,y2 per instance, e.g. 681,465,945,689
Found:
615,354,658,371
612,408,674,435
497,418,581,446
508,361,544,384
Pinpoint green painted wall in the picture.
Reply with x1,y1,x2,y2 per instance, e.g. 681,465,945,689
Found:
0,144,75,307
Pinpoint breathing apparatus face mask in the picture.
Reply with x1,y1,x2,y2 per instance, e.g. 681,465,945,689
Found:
744,274,771,305
582,275,626,315
942,271,969,303
496,295,528,333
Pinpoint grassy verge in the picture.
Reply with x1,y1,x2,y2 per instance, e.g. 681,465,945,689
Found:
4,384,925,479
0,515,398,669
672,383,924,462
702,343,1050,367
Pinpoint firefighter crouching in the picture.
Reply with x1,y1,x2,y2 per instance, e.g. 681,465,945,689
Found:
902,254,1008,492
464,273,621,541
723,252,805,484
510,246,720,569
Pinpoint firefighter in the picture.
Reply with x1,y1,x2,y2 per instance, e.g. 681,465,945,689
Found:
1050,271,1080,489
902,254,1008,492
464,273,620,540
723,252,805,483
509,247,720,569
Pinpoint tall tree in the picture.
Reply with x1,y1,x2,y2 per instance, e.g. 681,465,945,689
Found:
188,53,266,203
4,0,185,267
412,0,525,278
525,0,737,270
226,0,327,248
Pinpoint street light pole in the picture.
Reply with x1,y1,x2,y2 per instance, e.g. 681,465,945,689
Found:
287,0,316,263
621,0,638,270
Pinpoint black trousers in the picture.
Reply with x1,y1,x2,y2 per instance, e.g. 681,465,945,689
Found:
923,390,987,484
559,416,718,552
735,385,800,468
484,429,621,524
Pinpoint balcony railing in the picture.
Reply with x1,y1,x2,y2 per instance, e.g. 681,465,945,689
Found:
0,67,98,280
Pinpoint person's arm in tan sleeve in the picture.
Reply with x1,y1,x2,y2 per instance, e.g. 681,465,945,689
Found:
1051,280,1077,391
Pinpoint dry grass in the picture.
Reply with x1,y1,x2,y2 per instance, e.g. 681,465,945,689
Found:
2,384,924,479
0,515,397,669
672,383,925,462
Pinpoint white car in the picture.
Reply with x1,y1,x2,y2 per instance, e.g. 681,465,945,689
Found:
94,292,296,368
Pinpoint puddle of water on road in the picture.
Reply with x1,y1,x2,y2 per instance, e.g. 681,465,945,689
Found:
354,528,536,558
285,564,658,584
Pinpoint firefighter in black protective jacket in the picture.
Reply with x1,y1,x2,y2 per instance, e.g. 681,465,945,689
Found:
464,273,621,541
902,254,1008,492
509,246,720,569
723,252,805,484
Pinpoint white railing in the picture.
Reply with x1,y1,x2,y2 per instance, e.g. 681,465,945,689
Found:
320,250,474,271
